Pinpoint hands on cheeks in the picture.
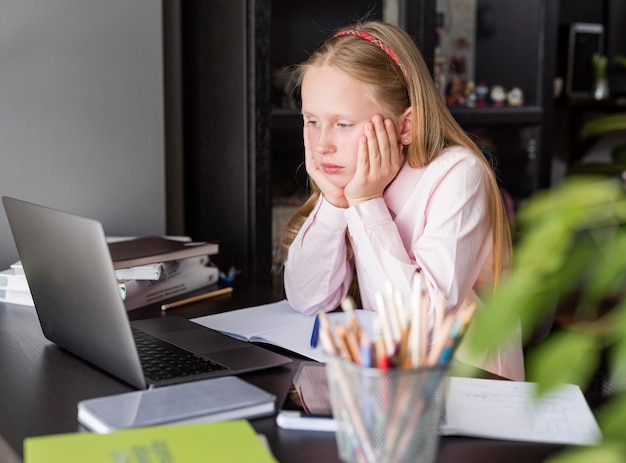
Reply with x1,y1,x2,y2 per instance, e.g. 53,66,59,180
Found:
303,115,405,209
344,115,405,206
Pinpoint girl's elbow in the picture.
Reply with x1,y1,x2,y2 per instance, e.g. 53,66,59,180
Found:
285,295,322,316
285,288,341,316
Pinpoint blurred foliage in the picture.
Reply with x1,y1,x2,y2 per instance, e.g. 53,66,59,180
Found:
580,113,626,139
465,174,626,462
570,113,626,178
592,53,608,80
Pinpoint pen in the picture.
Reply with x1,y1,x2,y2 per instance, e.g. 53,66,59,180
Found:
384,281,401,342
359,334,372,368
318,325,338,356
373,319,389,370
375,292,395,357
310,313,321,348
160,286,233,311
334,323,355,361
318,311,340,354
409,274,423,367
340,296,362,338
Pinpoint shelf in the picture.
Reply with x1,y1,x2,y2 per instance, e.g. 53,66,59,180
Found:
271,106,544,130
267,0,559,218
450,106,543,127
558,97,626,109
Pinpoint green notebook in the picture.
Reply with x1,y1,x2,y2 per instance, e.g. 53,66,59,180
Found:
24,420,277,463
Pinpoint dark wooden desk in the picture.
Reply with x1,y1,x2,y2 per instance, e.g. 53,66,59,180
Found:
0,283,564,463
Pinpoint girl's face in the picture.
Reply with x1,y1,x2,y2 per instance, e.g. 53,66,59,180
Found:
301,64,387,189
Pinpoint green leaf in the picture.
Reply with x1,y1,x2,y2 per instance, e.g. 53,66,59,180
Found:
514,218,573,273
574,230,626,316
545,444,626,463
580,113,626,138
583,229,626,296
516,177,621,226
614,55,626,68
568,163,626,177
605,302,626,384
463,174,626,463
526,330,599,393
596,392,626,440
465,273,536,354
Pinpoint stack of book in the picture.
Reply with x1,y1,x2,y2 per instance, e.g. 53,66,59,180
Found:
0,236,220,311
0,261,34,307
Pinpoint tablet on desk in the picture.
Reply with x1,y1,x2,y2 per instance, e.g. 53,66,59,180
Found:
276,384,336,432
276,362,336,432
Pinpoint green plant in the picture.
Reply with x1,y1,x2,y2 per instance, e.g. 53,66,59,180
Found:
567,113,626,177
465,174,626,462
614,55,626,69
580,113,626,139
593,53,608,81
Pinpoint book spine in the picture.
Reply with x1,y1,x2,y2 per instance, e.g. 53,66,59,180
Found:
114,252,210,281
0,288,35,307
0,270,30,291
10,261,24,275
163,255,210,273
0,270,127,302
109,237,218,270
121,258,215,297
114,262,166,281
122,264,219,311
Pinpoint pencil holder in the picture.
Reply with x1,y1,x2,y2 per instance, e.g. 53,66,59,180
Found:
326,357,448,463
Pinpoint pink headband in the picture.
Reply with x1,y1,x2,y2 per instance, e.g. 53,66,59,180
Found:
335,29,402,68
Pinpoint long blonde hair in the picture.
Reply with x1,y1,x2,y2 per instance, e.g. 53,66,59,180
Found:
276,20,512,288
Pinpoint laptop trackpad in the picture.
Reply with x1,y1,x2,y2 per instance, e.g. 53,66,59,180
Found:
207,346,285,370
132,316,247,352
157,327,249,353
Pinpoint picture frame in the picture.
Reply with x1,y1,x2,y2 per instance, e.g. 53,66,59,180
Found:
566,23,604,98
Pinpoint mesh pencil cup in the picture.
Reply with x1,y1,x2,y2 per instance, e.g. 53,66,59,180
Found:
326,357,448,463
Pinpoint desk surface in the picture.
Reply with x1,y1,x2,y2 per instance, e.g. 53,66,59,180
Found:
0,283,564,463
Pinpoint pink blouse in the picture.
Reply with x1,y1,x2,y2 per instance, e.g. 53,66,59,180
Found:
284,145,525,381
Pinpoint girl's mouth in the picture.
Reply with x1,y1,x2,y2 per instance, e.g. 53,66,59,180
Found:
321,163,343,174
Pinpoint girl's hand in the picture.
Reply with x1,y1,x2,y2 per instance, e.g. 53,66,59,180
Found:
303,124,349,208
344,115,405,206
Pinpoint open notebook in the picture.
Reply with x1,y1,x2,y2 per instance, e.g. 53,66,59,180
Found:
275,362,602,446
193,300,378,363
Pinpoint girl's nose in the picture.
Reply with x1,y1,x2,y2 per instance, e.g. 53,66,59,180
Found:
315,128,335,155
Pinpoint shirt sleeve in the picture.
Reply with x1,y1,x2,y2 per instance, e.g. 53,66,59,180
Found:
346,153,491,316
345,198,417,312
283,196,354,315
415,154,492,309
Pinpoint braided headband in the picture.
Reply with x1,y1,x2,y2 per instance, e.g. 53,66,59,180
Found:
335,29,402,68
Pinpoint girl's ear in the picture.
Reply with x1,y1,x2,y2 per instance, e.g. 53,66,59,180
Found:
399,106,413,144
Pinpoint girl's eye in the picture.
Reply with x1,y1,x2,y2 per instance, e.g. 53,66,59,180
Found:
305,119,320,128
337,122,353,129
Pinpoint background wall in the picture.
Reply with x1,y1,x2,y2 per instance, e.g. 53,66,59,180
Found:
0,0,166,269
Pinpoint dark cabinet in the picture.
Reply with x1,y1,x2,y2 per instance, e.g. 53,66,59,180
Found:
441,0,559,200
269,0,558,232
179,0,273,286
178,0,558,289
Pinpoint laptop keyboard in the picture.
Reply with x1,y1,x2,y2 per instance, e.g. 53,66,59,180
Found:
132,327,227,382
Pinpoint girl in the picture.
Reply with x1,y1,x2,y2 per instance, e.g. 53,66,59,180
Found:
276,20,524,381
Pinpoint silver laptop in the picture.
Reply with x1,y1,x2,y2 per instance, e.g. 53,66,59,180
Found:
2,196,291,389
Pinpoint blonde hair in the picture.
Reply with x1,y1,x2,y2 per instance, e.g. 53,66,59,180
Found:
275,20,512,289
